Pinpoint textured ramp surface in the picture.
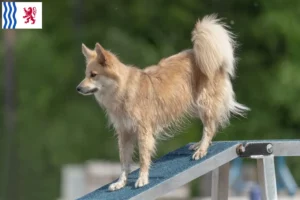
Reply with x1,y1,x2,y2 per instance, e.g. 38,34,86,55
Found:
78,141,239,200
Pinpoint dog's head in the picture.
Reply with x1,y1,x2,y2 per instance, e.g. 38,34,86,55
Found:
76,43,119,96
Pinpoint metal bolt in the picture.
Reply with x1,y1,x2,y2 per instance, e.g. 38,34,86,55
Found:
266,144,273,154
237,144,246,155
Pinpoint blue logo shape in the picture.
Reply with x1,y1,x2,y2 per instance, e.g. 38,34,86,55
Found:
3,2,8,28
12,2,17,28
2,2,17,29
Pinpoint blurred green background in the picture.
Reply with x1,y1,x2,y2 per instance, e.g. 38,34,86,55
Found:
1,0,300,200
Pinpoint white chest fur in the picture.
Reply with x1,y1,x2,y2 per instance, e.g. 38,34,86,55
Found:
94,92,135,133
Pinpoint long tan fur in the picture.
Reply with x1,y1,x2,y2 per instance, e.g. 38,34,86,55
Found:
77,14,249,191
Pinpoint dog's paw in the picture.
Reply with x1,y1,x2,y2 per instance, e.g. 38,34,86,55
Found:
189,142,200,151
135,176,149,188
192,149,207,160
108,180,126,191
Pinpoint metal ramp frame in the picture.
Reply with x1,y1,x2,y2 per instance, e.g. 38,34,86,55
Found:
77,140,300,200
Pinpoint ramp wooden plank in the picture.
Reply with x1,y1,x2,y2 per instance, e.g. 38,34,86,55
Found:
77,141,239,200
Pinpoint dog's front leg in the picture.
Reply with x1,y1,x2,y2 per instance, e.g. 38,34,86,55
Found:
109,133,135,191
135,128,155,188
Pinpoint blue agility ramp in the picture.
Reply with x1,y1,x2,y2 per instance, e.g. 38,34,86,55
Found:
78,140,300,200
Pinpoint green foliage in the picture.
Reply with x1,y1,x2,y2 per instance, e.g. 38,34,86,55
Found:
1,0,300,200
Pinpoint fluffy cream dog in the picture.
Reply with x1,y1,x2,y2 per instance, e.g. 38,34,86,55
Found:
77,15,249,191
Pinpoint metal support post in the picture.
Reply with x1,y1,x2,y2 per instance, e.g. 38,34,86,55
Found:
256,155,278,200
212,162,230,200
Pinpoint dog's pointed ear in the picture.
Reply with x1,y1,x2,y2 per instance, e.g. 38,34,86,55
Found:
82,43,94,60
95,43,107,65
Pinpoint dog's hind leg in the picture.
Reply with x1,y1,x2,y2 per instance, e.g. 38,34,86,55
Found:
192,111,217,160
135,127,155,188
109,132,136,191
190,85,219,160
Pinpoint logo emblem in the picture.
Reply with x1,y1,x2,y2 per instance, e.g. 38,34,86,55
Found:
2,2,42,29
23,7,36,24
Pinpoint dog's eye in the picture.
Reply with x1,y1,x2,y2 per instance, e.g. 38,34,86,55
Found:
90,72,97,78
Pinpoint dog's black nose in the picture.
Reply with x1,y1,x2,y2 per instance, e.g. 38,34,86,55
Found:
76,87,81,92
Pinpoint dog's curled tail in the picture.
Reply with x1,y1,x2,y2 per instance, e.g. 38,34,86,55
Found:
192,15,250,120
192,14,236,79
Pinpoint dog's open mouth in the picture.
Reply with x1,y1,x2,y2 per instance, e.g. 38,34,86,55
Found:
79,88,98,95
88,88,98,93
